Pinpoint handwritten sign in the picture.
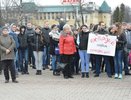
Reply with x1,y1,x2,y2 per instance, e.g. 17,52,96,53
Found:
87,33,117,56
61,0,79,4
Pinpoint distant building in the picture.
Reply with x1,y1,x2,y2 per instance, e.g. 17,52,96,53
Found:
1,1,111,27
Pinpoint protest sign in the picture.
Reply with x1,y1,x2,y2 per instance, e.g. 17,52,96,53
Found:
87,33,117,56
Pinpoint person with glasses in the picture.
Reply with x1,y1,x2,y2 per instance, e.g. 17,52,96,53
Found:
0,27,18,83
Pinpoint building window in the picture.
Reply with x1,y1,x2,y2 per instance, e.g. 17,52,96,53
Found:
44,13,46,19
56,13,59,19
68,13,71,19
48,13,50,19
85,15,88,23
36,13,39,20
52,12,54,19
40,13,42,20
56,13,58,18
60,12,63,18
72,13,75,19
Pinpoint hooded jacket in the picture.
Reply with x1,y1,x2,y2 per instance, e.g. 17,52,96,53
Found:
18,26,28,49
9,31,19,50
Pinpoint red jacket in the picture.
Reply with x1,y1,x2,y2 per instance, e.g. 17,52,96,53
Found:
59,34,76,55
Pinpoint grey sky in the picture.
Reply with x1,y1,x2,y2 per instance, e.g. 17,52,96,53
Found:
26,0,131,9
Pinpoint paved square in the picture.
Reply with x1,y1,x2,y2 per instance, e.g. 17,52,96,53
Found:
0,68,131,100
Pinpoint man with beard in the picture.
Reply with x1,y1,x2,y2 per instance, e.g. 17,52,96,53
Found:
94,21,112,78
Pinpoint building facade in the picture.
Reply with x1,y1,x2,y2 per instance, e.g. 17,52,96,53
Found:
1,1,111,27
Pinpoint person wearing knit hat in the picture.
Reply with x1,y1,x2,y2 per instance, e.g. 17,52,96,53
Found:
0,26,18,83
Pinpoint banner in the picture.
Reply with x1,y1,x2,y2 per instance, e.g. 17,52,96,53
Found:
87,33,117,56
61,0,79,4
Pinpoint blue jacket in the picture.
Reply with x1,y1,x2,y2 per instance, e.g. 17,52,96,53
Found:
9,31,19,49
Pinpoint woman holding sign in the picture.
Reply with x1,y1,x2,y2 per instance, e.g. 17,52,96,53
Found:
77,25,90,78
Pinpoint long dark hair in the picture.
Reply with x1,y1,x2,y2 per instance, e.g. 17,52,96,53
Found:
79,25,89,36
80,25,88,30
35,26,44,43
20,26,26,34
115,22,123,35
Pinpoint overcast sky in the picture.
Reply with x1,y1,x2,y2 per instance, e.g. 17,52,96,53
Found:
23,0,131,9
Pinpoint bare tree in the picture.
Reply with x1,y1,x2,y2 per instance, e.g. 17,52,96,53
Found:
70,0,85,28
70,4,80,28
0,0,3,25
79,0,84,25
1,0,21,24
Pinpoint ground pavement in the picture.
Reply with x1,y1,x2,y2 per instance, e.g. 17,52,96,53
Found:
0,68,131,100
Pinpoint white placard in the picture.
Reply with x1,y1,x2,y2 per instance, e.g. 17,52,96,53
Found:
87,33,117,56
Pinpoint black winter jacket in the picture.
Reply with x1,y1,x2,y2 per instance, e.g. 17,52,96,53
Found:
49,37,59,55
124,29,131,49
97,28,109,35
26,28,35,45
18,33,28,49
116,33,126,50
31,33,45,51
42,28,51,45
79,31,90,50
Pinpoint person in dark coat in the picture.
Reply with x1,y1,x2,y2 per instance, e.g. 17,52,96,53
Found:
113,23,127,79
72,29,80,75
18,26,29,74
122,23,131,75
26,22,35,69
49,24,60,76
41,21,51,69
0,45,2,75
31,26,46,75
94,21,112,78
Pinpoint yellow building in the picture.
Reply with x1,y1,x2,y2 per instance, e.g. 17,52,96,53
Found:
2,1,111,27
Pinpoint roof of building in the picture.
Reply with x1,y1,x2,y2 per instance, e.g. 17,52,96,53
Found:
21,1,111,13
37,5,79,13
99,1,111,13
22,2,37,13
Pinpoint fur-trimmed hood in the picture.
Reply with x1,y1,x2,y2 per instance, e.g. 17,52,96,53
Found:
49,30,60,41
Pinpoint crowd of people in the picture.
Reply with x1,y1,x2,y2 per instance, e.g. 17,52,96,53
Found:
0,20,131,83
